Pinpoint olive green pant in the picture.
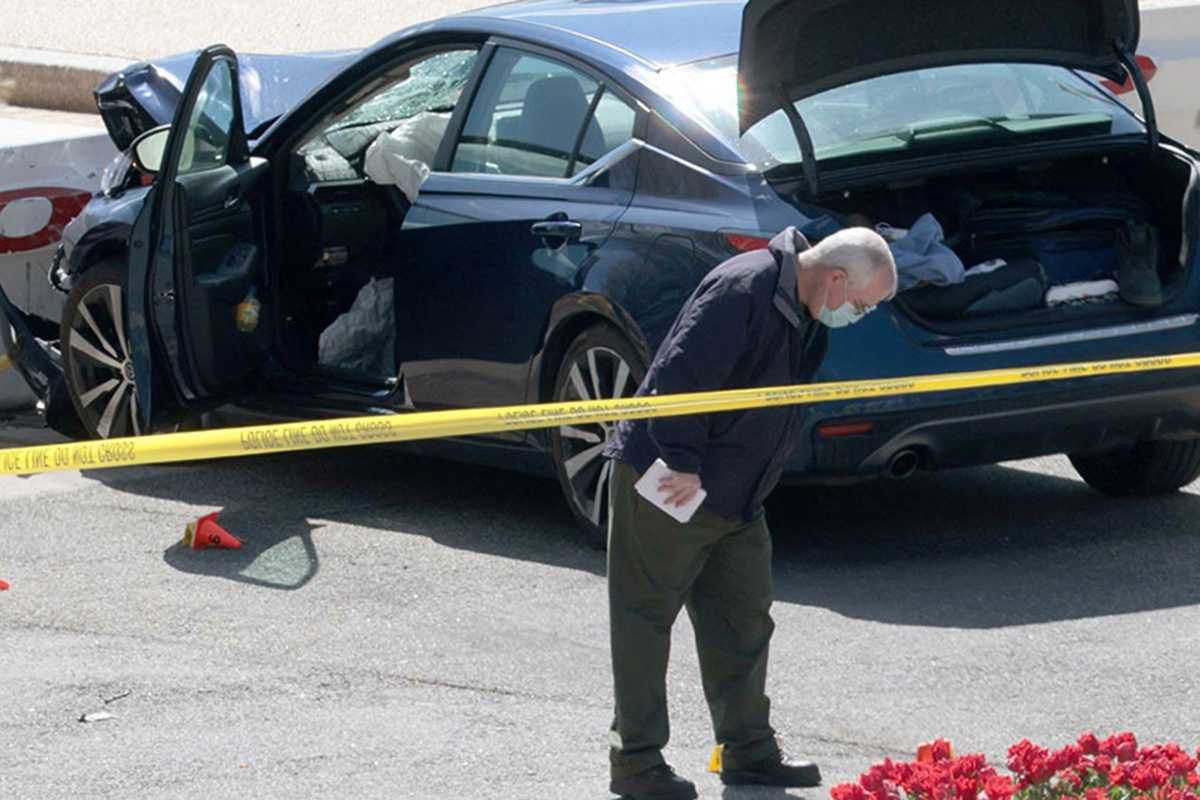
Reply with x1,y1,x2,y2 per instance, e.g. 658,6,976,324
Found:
607,460,779,780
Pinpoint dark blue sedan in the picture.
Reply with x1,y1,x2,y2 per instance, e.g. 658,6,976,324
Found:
5,0,1200,544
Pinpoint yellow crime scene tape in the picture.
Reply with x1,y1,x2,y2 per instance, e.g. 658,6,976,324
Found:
1,350,1199,477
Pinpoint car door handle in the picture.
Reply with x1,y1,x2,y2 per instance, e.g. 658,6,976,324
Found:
223,190,240,210
530,219,582,240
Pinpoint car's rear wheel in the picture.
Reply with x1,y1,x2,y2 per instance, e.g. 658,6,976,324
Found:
1069,438,1200,495
60,261,142,439
550,325,645,548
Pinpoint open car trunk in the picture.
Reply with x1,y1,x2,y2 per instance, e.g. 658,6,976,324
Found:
735,0,1180,334
776,142,1196,333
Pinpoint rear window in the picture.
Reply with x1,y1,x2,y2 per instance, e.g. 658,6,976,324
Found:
659,56,1145,170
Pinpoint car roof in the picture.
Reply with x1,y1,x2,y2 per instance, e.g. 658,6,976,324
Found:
450,0,744,69
441,0,1141,139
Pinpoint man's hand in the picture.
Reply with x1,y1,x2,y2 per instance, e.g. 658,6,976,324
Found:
658,470,703,507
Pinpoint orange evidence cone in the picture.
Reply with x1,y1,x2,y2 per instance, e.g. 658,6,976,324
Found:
182,512,243,550
0,578,9,590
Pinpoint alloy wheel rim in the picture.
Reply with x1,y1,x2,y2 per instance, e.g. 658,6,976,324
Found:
66,283,141,438
557,345,636,528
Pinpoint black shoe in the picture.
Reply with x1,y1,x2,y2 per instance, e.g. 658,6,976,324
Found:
609,763,697,800
1117,222,1163,307
721,750,822,787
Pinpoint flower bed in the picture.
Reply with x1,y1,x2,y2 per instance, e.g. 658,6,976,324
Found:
832,733,1200,799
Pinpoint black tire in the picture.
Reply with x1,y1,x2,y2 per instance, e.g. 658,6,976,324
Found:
1069,438,1200,496
60,261,143,439
550,325,645,547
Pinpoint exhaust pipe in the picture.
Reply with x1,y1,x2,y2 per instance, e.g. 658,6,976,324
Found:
886,449,920,480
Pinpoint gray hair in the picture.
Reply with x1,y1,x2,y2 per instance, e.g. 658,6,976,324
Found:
808,227,897,299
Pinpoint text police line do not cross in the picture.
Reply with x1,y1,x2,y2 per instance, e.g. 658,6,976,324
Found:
0,352,1196,476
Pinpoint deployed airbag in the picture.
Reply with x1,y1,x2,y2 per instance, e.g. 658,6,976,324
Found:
363,112,451,203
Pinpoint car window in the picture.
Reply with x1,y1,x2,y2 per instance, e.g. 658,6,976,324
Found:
451,50,635,178
658,56,1146,171
577,90,636,175
178,57,236,175
296,48,478,182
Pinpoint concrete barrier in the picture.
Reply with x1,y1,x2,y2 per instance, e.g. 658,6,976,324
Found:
0,123,117,411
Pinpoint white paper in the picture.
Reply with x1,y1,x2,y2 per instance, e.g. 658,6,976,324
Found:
634,458,707,523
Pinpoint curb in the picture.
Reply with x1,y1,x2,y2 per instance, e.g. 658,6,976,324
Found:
0,46,131,115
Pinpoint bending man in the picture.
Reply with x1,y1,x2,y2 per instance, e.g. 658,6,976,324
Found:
604,226,897,800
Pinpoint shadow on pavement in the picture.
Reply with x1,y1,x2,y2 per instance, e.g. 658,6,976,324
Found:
77,441,598,589
71,436,1200,625
162,508,321,590
766,456,1200,629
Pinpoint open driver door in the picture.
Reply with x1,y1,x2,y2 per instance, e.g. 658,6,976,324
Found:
128,44,270,430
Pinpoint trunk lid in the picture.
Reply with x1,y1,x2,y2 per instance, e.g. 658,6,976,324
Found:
738,0,1139,132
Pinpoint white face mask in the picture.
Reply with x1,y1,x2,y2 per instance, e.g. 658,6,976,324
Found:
817,282,869,328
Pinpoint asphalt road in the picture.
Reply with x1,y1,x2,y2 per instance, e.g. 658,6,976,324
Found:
3,413,1200,798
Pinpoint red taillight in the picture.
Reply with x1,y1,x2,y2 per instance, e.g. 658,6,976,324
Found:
724,233,771,252
1100,54,1158,95
817,421,877,437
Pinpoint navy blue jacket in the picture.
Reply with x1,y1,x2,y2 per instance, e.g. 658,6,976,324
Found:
604,227,829,521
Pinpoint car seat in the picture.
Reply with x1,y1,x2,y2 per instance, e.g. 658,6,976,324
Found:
513,75,606,158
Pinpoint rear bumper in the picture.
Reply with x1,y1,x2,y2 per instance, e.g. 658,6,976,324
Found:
801,369,1200,479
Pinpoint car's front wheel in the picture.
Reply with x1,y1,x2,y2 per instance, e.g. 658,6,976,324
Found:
550,325,645,547
60,260,142,439
1069,438,1200,495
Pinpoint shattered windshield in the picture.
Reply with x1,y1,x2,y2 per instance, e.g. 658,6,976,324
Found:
659,56,1144,170
297,48,478,179
326,49,477,133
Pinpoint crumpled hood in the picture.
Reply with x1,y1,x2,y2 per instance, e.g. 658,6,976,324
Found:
94,49,356,150
738,0,1139,132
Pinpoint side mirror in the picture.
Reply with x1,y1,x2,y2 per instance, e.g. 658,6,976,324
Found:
131,125,171,174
